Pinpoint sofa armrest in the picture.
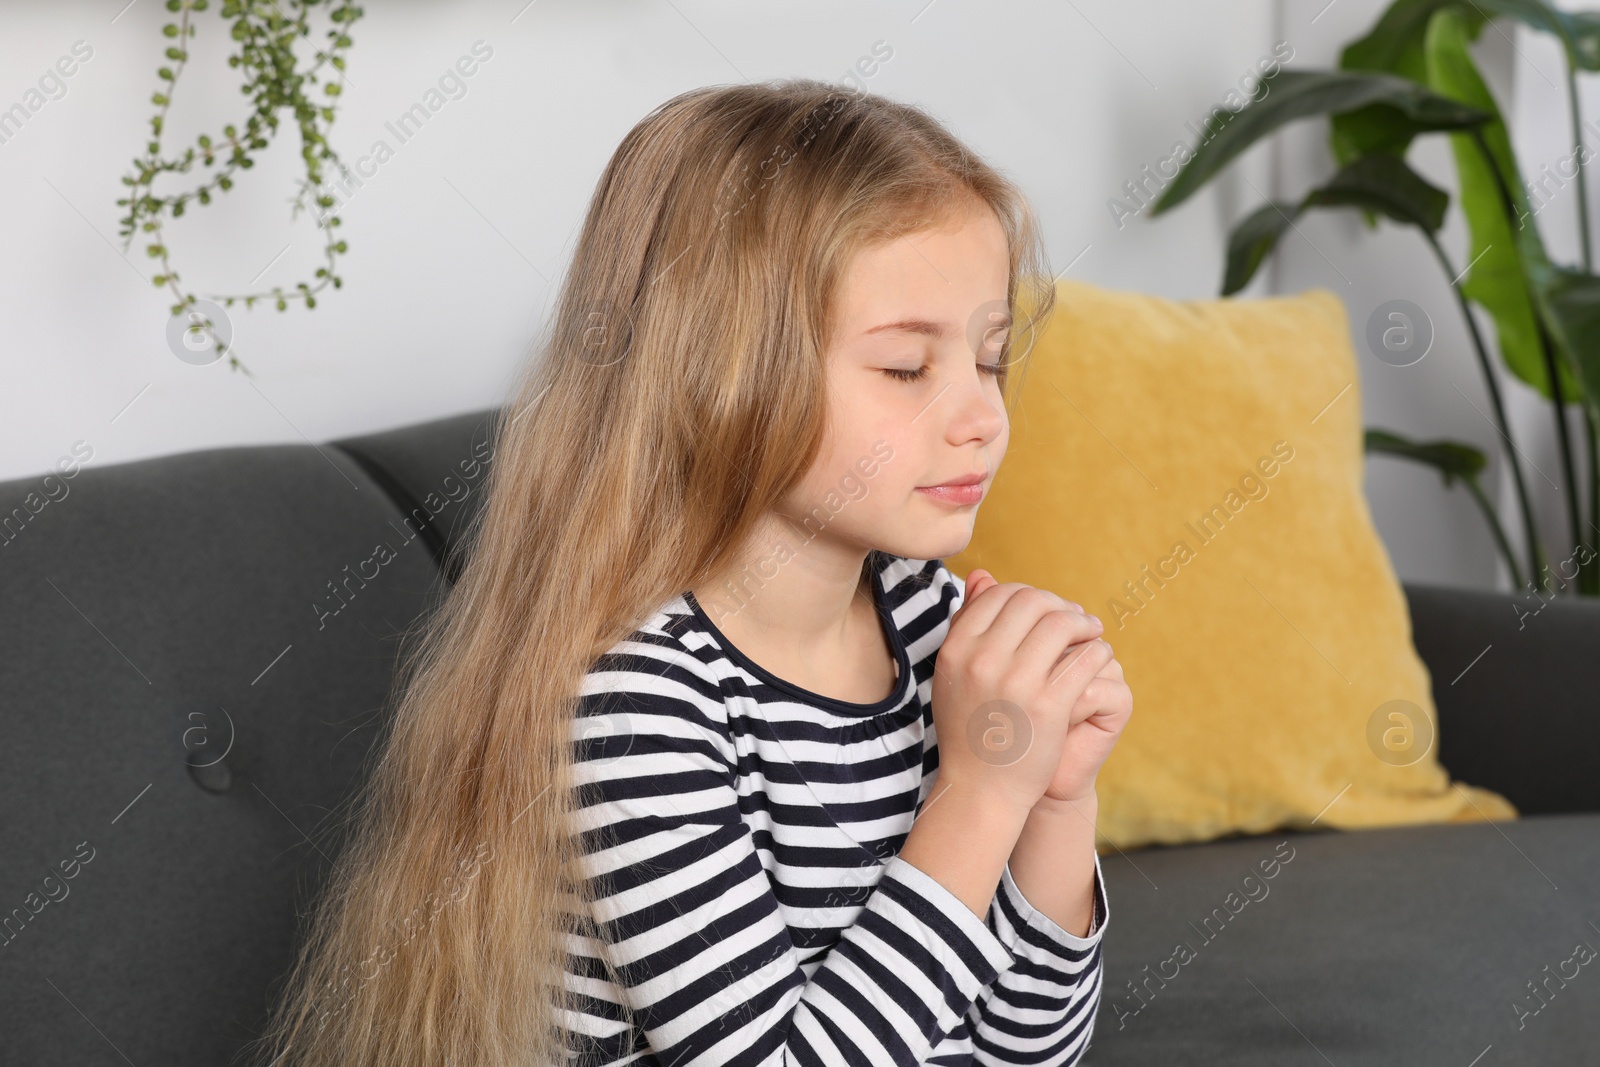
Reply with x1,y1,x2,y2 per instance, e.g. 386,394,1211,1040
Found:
1403,579,1600,816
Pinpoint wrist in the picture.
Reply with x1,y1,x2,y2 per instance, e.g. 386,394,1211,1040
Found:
1029,787,1098,817
926,771,1036,832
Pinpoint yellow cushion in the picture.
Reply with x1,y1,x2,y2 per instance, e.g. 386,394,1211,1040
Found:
947,279,1517,854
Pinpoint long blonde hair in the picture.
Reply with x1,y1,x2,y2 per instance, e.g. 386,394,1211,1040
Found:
247,77,1057,1067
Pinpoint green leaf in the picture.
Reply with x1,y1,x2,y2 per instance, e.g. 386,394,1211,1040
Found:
1424,8,1578,401
1532,267,1600,410
1473,0,1600,70
1329,102,1439,165
1364,427,1487,484
1222,203,1301,296
1568,12,1600,69
1336,0,1600,164
1221,154,1449,295
1303,151,1449,231
1341,0,1480,82
1364,424,1525,587
1152,70,1488,215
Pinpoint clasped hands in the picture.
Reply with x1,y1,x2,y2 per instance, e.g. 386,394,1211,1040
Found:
935,568,1134,817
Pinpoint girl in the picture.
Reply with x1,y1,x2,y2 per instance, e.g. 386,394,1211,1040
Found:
250,79,1132,1067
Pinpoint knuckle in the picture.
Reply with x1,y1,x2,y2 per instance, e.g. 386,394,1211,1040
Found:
1036,609,1075,634
966,648,1002,683
1007,585,1045,609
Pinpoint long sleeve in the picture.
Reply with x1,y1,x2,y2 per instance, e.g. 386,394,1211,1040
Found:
964,854,1109,1065
567,636,1020,1067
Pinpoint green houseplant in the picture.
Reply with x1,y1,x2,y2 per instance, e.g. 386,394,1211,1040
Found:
1149,0,1600,598
116,0,365,375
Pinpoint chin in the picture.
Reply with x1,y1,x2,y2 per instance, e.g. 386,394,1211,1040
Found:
878,517,975,563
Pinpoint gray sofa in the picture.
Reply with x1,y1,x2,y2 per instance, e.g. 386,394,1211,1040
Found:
2,408,1596,1066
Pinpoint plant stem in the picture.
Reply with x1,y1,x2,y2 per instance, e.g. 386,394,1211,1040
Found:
1467,126,1582,595
1532,311,1588,591
1422,230,1545,592
1582,400,1600,594
1562,47,1600,595
1462,467,1528,591
1565,61,1593,272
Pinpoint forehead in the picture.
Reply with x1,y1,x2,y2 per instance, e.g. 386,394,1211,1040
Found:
832,204,1010,341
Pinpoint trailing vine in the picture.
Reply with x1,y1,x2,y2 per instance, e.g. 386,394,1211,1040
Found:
116,0,365,374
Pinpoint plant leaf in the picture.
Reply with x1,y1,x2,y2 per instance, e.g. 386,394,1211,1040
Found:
1222,202,1302,295
1333,0,1487,165
1335,0,1600,164
1364,427,1488,485
1302,152,1450,232
1473,0,1600,70
1151,70,1489,215
1341,0,1483,82
1221,154,1448,295
1424,7,1579,401
1365,426,1527,588
1532,266,1600,411
1566,11,1600,69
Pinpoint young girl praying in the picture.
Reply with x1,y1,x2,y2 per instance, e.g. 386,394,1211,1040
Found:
252,78,1132,1067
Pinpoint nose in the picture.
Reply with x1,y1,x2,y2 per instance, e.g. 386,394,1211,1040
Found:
946,363,1006,448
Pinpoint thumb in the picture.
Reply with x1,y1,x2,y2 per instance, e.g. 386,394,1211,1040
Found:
963,568,997,602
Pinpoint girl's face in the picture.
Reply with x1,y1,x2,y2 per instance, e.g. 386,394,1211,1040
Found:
780,200,1013,564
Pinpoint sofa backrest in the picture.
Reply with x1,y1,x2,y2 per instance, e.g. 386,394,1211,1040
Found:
0,409,496,1065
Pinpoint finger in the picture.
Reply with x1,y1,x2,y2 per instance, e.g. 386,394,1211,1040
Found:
948,579,1031,637
1069,677,1119,725
1014,611,1106,688
950,570,996,627
980,585,1078,656
962,569,998,604
1073,679,1133,729
1044,637,1115,693
1056,643,1121,682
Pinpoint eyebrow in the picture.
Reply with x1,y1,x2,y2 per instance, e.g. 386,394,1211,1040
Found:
861,314,1012,340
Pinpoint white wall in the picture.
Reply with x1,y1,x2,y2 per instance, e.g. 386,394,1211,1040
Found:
9,0,1586,593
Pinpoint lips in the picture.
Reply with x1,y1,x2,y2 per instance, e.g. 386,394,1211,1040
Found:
915,470,988,506
928,471,986,487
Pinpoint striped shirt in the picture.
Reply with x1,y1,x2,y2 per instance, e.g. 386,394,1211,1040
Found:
564,552,1109,1066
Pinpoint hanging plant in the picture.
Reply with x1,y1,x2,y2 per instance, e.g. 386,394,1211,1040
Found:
116,0,365,375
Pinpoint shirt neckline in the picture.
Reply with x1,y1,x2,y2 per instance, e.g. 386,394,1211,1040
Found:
681,553,914,717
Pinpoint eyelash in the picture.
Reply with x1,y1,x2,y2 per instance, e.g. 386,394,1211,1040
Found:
883,363,1004,383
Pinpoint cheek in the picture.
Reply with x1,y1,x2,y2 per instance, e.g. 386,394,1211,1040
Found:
826,390,893,468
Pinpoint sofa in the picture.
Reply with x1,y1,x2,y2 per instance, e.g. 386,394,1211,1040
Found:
2,406,1596,1066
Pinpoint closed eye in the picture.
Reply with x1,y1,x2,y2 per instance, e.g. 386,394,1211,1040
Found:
882,362,1005,383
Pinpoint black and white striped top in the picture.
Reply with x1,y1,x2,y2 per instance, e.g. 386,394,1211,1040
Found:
563,552,1109,1066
